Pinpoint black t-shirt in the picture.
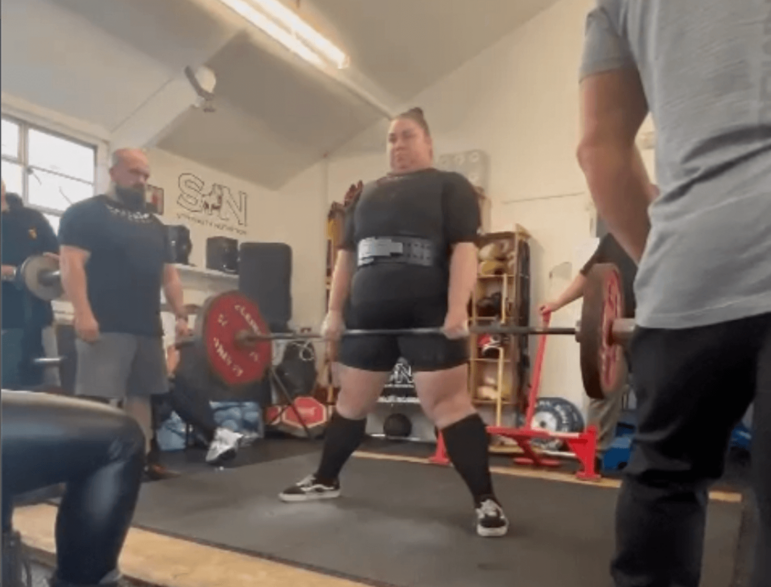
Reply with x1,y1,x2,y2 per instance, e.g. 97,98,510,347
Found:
58,195,172,337
1,205,59,329
580,234,637,318
342,169,480,303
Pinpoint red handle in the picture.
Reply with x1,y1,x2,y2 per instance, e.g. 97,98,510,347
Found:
523,315,550,429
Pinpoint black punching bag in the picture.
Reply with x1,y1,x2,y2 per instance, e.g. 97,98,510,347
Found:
238,243,293,332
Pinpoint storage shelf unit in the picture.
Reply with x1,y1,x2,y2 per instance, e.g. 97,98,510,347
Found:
469,228,531,427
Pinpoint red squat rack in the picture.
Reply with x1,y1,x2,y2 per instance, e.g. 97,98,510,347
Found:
429,317,601,480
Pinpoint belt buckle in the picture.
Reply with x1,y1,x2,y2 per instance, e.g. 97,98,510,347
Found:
359,238,403,264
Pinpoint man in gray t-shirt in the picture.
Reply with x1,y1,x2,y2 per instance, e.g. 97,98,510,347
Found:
578,1,771,586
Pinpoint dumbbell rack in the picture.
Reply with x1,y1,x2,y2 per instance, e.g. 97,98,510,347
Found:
430,320,600,480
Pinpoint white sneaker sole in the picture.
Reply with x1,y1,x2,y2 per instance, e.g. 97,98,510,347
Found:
206,447,237,465
279,489,342,503
476,523,509,538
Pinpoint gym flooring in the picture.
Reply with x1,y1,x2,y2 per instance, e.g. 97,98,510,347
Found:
16,438,755,587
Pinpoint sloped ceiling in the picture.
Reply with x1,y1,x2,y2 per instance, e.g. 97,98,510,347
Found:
1,0,561,190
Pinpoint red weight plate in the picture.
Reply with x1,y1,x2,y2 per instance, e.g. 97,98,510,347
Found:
195,291,272,388
580,264,628,400
280,396,329,429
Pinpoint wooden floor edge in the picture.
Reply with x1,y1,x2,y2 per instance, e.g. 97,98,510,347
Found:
15,504,371,587
352,450,743,504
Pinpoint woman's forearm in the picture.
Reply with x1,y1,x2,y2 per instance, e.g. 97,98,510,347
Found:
327,250,354,313
554,274,587,310
447,243,478,312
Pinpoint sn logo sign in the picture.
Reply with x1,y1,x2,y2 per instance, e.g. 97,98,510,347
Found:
176,172,248,227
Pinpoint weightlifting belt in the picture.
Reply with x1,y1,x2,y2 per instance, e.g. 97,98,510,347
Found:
357,237,436,267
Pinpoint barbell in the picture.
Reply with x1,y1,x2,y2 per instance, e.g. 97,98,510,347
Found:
0,327,67,390
4,254,63,301
11,253,631,400
176,263,631,400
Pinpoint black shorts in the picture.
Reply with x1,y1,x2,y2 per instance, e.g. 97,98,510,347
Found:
339,296,469,372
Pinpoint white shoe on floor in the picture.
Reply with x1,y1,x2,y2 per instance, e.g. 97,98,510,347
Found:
475,498,509,537
206,427,243,464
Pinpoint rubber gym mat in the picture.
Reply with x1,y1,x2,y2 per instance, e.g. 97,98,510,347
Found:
132,452,744,587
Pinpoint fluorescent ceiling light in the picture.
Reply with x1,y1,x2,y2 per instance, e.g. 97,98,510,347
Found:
217,0,350,69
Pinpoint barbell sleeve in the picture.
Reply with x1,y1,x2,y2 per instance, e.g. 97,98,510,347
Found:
39,269,61,286
611,318,636,345
31,357,64,367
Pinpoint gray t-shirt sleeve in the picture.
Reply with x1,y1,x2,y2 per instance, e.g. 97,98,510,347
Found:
580,3,636,80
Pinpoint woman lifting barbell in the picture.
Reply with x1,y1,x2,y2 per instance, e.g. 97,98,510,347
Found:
279,107,508,538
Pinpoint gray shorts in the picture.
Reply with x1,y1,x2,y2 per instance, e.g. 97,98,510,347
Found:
75,333,169,399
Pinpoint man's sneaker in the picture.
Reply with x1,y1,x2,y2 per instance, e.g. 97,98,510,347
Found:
475,498,509,538
206,427,244,465
279,475,341,502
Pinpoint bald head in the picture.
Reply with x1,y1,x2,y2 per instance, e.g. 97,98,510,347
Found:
109,148,150,208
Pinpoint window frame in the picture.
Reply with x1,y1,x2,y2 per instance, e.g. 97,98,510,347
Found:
1,114,98,224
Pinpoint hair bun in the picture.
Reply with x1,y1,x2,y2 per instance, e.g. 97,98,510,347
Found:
409,107,424,117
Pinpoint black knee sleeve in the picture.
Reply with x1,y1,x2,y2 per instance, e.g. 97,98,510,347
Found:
315,411,367,485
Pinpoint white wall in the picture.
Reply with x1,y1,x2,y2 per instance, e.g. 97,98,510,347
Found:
327,0,657,414
324,152,387,205
0,93,329,334
149,149,328,331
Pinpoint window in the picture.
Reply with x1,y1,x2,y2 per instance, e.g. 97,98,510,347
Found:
1,117,96,234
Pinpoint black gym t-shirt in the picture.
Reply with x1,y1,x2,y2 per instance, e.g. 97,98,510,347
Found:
580,234,637,318
342,169,480,304
58,195,173,337
1,204,59,329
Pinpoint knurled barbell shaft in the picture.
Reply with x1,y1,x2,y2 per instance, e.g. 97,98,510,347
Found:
233,319,636,345
177,317,636,349
237,324,578,341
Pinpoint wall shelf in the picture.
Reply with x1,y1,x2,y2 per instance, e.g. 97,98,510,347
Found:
173,263,238,288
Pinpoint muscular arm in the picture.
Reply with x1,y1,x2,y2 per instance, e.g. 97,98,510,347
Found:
60,245,93,316
328,250,355,313
162,264,186,319
447,243,478,312
577,69,652,263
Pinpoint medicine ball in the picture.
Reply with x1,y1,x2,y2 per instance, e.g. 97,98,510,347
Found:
383,413,412,439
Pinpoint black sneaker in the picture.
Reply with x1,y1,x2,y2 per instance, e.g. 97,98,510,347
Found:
2,530,32,587
475,498,509,538
279,474,341,502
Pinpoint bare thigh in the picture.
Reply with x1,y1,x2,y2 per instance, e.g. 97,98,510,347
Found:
335,365,391,420
414,364,476,429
